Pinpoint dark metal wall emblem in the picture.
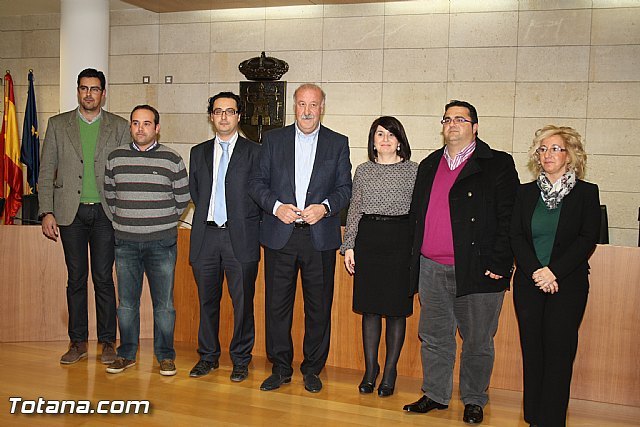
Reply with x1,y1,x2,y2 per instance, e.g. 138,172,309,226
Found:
238,52,288,143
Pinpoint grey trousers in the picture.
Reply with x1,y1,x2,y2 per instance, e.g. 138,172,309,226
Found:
418,256,504,407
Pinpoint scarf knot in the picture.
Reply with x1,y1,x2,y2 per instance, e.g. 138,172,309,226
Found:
537,170,576,209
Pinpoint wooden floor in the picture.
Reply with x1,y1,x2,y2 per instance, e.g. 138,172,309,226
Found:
0,341,638,426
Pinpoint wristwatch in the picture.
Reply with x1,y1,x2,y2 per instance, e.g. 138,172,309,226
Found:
322,203,330,217
38,212,53,220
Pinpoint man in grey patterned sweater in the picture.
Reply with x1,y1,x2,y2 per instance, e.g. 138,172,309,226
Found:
103,104,190,376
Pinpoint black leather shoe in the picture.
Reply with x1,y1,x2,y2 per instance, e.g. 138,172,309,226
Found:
358,366,380,394
403,395,448,413
189,359,219,378
377,383,394,397
463,404,483,424
303,373,323,393
358,380,375,394
230,365,249,382
260,373,291,391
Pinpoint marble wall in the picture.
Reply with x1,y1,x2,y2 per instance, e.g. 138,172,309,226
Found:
1,0,639,245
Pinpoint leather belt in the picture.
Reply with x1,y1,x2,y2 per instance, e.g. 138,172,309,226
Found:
206,221,227,228
293,222,310,228
80,202,98,205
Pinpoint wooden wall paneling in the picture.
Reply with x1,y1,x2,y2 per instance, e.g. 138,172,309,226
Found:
570,246,640,406
0,226,154,342
1,226,67,341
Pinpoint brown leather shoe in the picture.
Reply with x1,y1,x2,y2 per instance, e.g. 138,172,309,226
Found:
106,357,136,374
100,342,117,365
60,341,88,365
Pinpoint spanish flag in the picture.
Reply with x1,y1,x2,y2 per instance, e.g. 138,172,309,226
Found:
1,71,23,224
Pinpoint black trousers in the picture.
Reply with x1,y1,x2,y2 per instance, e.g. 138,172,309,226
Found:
514,280,588,427
263,227,336,377
191,226,257,366
58,204,117,343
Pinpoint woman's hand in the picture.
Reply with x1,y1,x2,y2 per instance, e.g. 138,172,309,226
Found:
344,249,355,275
533,267,558,293
539,280,559,294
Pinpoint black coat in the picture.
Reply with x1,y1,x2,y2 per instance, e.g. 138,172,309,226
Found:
189,135,262,264
409,138,519,296
510,179,601,292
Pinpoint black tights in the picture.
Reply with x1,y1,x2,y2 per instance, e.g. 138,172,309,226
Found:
361,313,406,386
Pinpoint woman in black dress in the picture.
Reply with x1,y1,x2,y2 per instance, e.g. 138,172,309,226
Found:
510,125,601,427
341,116,418,397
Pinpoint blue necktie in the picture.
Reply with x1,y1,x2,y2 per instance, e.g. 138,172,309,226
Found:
213,141,229,225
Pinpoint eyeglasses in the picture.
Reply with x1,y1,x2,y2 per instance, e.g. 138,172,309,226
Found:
78,86,103,94
441,117,474,125
536,145,567,155
212,108,238,116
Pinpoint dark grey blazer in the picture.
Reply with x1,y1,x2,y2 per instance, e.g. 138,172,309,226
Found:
248,124,352,251
189,135,261,264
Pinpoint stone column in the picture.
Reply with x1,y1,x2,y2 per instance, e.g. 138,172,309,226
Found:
59,0,110,111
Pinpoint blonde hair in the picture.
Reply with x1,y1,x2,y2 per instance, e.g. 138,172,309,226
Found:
528,125,587,179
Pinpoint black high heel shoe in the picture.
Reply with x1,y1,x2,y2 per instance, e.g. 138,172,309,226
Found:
377,383,395,397
358,365,380,394
377,371,396,397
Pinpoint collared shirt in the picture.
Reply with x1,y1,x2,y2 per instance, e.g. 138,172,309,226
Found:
272,123,330,216
77,107,102,125
443,140,476,170
294,122,320,211
207,131,238,222
132,140,159,152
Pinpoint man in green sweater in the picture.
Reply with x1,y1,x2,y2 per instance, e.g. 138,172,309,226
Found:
104,105,190,376
38,68,129,365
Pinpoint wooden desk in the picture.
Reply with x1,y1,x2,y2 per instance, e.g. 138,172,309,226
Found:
1,226,638,406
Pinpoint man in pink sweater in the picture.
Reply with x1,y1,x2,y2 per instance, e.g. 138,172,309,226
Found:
404,100,519,425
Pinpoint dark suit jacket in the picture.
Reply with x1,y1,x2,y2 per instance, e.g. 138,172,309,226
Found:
248,124,352,251
189,135,261,264
510,179,601,292
409,138,519,297
38,109,129,225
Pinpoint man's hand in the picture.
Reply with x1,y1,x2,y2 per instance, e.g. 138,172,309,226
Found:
485,270,503,280
41,214,59,242
344,249,355,275
300,204,326,225
275,204,301,224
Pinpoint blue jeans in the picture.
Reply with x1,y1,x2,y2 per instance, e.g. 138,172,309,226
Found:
114,237,177,361
418,256,504,407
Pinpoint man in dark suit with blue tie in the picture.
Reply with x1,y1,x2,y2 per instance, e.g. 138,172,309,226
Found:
249,84,352,393
188,92,261,382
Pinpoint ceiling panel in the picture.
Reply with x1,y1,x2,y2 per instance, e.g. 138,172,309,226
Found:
0,0,386,16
